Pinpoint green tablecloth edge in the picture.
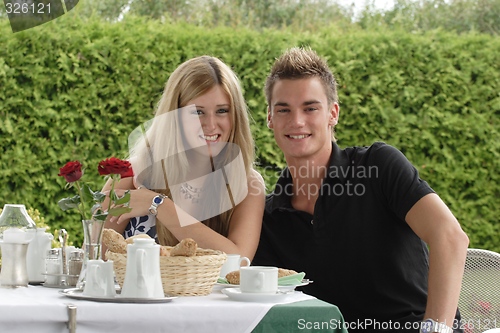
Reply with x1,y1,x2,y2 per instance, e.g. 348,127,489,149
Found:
251,298,349,333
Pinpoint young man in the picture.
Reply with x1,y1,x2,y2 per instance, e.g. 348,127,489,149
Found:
253,47,469,333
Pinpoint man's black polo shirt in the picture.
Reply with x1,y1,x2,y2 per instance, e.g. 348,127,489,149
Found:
253,142,447,332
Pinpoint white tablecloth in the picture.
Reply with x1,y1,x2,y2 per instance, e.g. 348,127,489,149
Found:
0,285,315,333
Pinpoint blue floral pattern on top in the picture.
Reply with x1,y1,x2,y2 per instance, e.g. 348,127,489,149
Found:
123,214,158,243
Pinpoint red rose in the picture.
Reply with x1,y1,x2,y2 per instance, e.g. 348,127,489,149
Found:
58,161,83,183
98,157,133,178
120,166,134,178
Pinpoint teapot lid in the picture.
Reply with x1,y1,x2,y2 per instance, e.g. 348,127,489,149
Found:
131,238,156,246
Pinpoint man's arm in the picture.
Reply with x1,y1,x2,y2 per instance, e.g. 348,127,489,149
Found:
406,193,469,330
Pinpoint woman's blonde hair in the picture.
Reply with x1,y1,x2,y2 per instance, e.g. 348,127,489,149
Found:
129,56,255,246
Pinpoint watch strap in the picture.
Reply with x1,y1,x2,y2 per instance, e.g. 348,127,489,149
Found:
421,319,453,333
148,194,167,216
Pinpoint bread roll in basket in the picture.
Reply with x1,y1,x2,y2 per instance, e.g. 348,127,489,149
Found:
103,230,226,296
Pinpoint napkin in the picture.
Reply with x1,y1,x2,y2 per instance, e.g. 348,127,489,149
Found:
217,272,306,285
278,272,306,286
218,277,230,284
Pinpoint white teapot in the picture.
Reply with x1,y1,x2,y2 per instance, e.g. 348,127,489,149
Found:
26,228,53,283
120,238,164,298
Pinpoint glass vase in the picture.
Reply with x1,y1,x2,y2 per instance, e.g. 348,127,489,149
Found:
76,218,105,289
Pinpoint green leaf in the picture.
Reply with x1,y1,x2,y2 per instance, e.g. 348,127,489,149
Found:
58,196,81,211
93,213,108,222
81,184,94,204
107,206,132,216
92,190,106,203
91,203,103,215
113,190,130,205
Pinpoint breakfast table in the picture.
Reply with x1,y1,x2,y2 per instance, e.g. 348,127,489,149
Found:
0,284,348,333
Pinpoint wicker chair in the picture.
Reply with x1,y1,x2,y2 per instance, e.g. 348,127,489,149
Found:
459,249,500,333
481,329,500,333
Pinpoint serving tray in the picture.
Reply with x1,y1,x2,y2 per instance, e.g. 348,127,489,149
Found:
59,288,177,303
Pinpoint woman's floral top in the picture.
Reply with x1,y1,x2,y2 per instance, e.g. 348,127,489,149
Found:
123,215,158,243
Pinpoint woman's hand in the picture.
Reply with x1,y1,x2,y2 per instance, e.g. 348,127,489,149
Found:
107,187,157,224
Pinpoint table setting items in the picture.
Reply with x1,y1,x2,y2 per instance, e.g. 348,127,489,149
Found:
217,265,308,289
26,227,54,284
0,203,87,289
0,229,31,288
57,159,135,290
0,204,37,288
219,254,250,278
240,266,278,293
105,230,226,296
44,248,63,285
67,250,83,286
60,250,176,303
120,238,164,298
222,266,295,302
0,204,37,242
76,218,106,289
82,259,116,297
60,235,186,303
273,272,308,292
213,254,250,291
219,266,311,302
58,229,69,282
41,229,83,288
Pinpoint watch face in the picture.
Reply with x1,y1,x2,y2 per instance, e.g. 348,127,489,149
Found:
421,319,433,333
153,196,163,204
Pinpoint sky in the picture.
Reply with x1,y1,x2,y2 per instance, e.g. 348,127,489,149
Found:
337,0,396,15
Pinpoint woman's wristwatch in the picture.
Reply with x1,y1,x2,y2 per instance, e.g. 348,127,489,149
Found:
149,194,167,216
420,319,453,333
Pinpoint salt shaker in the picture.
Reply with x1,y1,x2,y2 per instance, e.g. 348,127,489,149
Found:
67,250,83,287
45,248,62,285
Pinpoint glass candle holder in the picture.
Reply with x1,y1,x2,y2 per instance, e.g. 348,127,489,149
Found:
0,204,37,241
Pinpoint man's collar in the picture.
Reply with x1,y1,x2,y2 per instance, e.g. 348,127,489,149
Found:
324,141,351,185
270,141,350,211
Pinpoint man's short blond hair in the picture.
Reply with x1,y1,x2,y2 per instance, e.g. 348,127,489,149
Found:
264,47,338,107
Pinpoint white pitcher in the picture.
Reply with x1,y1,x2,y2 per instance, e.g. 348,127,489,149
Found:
26,228,53,284
83,260,116,297
219,254,250,278
120,238,164,298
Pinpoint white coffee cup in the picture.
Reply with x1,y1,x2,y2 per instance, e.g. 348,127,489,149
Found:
220,254,251,278
240,266,278,294
120,238,164,299
83,260,116,298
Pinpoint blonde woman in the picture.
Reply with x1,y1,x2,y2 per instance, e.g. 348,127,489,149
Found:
103,56,265,259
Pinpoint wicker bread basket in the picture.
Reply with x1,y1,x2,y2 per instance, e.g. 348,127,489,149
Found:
107,248,226,296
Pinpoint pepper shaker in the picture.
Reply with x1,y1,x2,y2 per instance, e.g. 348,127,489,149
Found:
67,250,83,287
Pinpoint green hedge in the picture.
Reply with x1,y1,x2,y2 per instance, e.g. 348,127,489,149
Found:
0,15,499,250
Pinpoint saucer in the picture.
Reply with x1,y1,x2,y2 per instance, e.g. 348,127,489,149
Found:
221,288,291,302
59,288,177,303
215,279,311,292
